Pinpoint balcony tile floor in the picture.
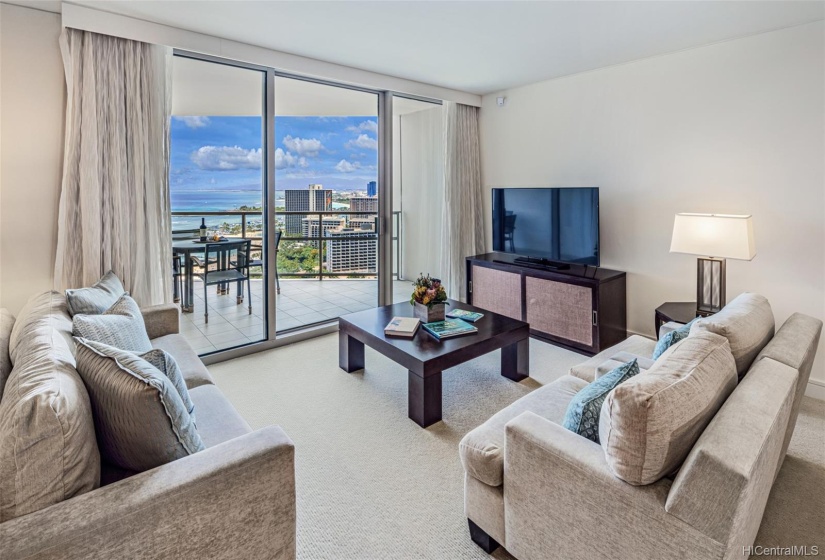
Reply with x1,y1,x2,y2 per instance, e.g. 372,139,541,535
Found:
178,278,411,354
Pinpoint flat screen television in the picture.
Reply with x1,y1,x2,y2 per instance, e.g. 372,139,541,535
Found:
492,187,600,267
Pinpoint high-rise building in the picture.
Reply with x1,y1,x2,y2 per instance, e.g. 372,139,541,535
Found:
301,217,346,239
367,181,377,197
284,184,333,235
325,223,377,273
348,197,378,221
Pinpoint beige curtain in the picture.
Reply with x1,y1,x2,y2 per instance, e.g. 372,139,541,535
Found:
441,102,485,302
55,28,172,306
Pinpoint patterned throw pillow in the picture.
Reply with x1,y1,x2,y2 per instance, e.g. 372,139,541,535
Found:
563,359,640,444
652,318,697,360
72,294,152,353
65,271,125,316
74,338,204,472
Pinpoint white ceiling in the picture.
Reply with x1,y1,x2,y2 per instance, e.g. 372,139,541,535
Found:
18,1,825,95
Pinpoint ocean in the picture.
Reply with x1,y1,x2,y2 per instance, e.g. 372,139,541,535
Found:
171,188,350,231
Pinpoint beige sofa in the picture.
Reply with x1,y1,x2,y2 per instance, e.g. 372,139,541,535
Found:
0,291,296,560
460,294,821,560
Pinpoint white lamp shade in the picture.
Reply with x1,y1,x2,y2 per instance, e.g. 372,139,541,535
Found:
670,213,756,260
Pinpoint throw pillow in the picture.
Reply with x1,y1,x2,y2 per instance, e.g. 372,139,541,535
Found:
74,338,204,472
73,294,152,353
563,359,640,443
652,318,697,360
65,270,126,316
141,348,196,424
600,331,737,485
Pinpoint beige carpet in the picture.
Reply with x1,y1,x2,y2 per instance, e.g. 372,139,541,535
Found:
208,333,825,560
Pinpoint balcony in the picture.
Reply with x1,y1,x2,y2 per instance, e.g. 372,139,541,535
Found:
172,210,410,354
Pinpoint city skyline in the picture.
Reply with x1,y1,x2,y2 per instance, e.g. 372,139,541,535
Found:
170,115,380,209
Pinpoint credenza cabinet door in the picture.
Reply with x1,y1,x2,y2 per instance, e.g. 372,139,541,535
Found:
470,265,522,320
525,276,593,347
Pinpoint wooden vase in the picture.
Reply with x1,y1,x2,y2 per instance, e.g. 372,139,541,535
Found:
414,302,445,323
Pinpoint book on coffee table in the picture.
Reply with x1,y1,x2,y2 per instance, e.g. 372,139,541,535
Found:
422,319,479,340
446,309,484,323
384,317,421,338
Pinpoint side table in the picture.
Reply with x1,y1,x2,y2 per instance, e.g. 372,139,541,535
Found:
654,302,714,336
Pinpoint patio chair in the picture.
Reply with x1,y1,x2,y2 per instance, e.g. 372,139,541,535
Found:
235,230,281,295
193,240,253,324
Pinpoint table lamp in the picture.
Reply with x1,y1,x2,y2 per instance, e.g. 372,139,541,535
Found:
670,213,756,314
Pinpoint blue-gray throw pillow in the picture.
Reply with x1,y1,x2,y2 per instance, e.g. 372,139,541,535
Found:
563,359,640,444
140,349,195,425
66,271,125,316
74,338,204,472
72,294,152,353
652,318,698,360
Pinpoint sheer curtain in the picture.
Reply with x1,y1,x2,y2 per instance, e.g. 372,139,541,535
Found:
441,102,485,302
54,28,172,306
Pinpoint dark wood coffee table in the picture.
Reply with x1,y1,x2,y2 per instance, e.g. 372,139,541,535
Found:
338,299,530,428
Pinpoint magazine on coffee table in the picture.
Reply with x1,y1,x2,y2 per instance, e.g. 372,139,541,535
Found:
384,317,421,338
446,309,484,323
422,319,479,340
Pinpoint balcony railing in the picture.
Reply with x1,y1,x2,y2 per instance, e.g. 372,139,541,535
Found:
171,210,400,280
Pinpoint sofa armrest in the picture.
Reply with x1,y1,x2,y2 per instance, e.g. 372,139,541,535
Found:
503,412,718,560
658,321,684,339
141,303,180,339
0,426,296,560
595,351,655,378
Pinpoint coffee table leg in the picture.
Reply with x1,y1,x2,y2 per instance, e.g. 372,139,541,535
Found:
339,332,365,372
501,338,530,382
408,371,442,428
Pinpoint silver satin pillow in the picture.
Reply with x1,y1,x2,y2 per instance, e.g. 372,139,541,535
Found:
72,294,152,353
74,338,204,472
65,271,125,316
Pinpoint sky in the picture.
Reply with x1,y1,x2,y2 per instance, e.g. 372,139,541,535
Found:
170,115,379,210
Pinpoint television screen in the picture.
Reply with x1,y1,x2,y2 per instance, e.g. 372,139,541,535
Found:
492,187,600,266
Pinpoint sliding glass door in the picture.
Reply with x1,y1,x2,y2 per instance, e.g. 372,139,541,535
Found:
170,55,268,354
272,76,382,332
169,52,405,356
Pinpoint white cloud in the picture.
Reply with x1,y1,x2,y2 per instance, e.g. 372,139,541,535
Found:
275,148,308,170
282,135,324,157
335,159,361,173
175,116,210,129
345,134,378,151
346,120,378,134
191,146,261,170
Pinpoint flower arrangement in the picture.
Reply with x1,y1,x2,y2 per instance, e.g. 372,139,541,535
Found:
411,273,448,308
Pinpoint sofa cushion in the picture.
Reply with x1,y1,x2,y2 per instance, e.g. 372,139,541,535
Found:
690,292,774,379
599,331,737,485
65,270,125,316
0,309,15,399
0,291,100,522
72,294,152,353
569,335,657,383
459,374,587,487
151,334,215,389
563,359,640,444
652,318,697,360
74,338,204,472
188,384,252,448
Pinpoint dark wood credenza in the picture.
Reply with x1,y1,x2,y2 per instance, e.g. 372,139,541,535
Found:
466,253,627,356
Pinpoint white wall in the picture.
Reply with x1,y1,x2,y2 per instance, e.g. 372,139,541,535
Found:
397,106,445,281
0,4,65,315
479,22,825,396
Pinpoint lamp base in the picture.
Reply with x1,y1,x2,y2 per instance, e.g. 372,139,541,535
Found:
697,257,726,314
